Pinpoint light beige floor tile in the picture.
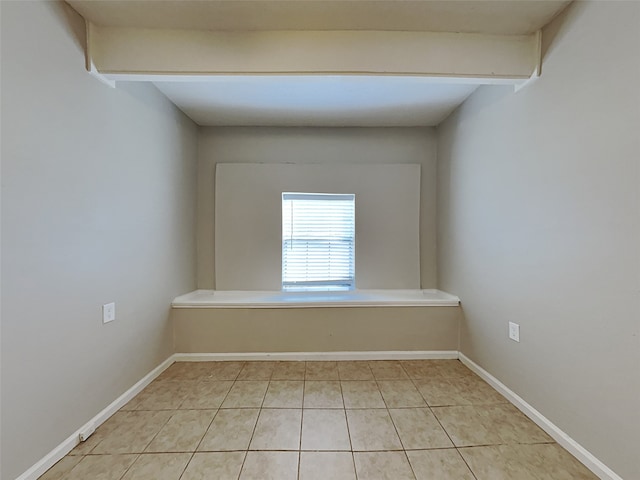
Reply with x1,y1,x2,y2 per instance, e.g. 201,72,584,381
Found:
198,408,260,451
162,362,239,382
181,452,246,480
157,362,190,380
120,453,191,480
378,380,427,407
346,409,403,451
368,360,409,380
179,381,233,409
152,376,200,389
158,362,212,381
436,360,475,378
130,380,192,410
68,411,131,455
353,452,415,480
431,405,496,447
239,451,299,480
220,381,268,408
121,392,145,411
305,361,339,380
341,381,385,408
407,449,475,480
474,404,553,445
65,454,137,480
301,409,351,451
272,361,306,380
299,452,356,480
414,376,506,406
91,410,173,454
202,362,245,381
337,361,374,380
250,409,302,450
38,455,83,479
145,410,216,452
401,360,473,380
263,381,304,408
184,362,228,380
303,381,344,408
120,399,140,411
398,360,432,379
459,444,599,480
237,361,277,380
432,404,552,447
389,408,453,450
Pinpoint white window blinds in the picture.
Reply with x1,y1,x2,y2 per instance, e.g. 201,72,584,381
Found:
282,193,355,291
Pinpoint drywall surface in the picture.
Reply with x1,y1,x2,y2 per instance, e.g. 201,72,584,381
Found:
197,127,438,289
437,2,640,478
215,163,421,290
173,306,460,353
0,2,197,478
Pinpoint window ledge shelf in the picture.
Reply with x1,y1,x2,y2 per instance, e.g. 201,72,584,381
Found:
172,289,460,309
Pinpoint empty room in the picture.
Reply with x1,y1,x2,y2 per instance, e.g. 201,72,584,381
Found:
1,1,638,479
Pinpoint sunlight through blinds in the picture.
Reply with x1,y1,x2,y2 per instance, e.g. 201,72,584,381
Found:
282,192,355,291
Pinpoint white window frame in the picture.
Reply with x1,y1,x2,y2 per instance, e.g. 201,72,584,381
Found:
282,192,355,292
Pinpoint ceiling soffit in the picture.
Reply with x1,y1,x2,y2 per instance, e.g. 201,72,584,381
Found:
65,0,568,126
67,1,571,35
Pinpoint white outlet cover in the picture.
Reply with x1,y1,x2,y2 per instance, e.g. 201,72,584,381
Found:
508,321,520,342
103,302,115,324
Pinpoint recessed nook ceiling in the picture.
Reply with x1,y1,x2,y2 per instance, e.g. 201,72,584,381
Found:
153,76,478,127
66,0,570,127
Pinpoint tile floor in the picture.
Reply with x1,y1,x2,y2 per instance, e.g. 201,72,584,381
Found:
39,360,598,480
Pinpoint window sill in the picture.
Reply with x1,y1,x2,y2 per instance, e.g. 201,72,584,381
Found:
171,289,460,309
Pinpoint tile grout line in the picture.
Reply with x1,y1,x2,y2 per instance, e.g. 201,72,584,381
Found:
229,361,250,480
339,363,371,479
405,365,480,480
297,361,307,480
337,367,360,480
106,405,177,475
353,362,415,477
388,362,419,480
233,362,276,477
88,373,186,478
419,367,553,479
114,453,142,480
178,362,244,480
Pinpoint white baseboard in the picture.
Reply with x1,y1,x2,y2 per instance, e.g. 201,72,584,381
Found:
174,350,459,362
15,355,175,480
459,353,623,480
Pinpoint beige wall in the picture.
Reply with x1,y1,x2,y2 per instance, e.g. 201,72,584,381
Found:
174,307,460,353
436,2,640,479
0,2,197,479
215,163,421,290
197,127,438,289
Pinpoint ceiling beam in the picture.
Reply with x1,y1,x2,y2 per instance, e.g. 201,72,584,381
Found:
86,24,541,83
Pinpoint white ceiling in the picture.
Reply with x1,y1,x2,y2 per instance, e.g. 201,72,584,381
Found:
154,76,478,127
67,0,570,127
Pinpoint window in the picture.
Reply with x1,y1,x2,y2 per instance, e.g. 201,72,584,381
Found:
282,193,355,291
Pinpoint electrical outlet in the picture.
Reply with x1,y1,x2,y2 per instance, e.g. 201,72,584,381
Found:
508,321,520,342
103,302,115,324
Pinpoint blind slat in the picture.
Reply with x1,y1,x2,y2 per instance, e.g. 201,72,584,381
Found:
282,192,355,291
